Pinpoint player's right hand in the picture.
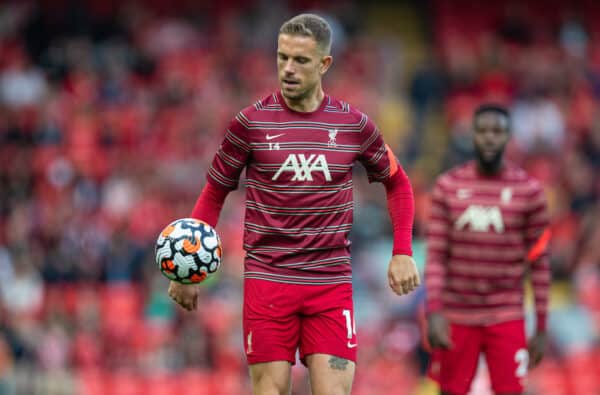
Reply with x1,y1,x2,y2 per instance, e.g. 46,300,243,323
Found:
168,281,199,311
427,313,452,350
387,254,420,295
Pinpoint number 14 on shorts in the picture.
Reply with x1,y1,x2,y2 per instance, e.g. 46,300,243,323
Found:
342,309,357,348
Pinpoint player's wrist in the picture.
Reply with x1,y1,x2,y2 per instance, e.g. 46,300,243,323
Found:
535,312,547,333
427,311,444,319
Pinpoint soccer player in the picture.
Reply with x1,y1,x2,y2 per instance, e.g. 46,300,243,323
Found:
167,14,420,395
424,104,551,395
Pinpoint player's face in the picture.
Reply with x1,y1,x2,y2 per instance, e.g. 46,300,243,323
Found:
473,112,510,169
277,34,332,101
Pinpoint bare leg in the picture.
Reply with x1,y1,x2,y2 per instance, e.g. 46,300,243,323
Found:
305,353,355,395
249,361,292,395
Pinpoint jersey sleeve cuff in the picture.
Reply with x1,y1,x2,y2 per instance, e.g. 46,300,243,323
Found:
392,248,413,256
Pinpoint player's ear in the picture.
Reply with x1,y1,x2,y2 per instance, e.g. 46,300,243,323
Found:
320,55,333,75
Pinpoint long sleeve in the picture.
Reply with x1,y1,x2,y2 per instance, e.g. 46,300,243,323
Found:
357,118,415,254
206,114,251,190
525,185,551,332
425,179,450,314
190,182,229,228
383,163,414,256
357,116,395,183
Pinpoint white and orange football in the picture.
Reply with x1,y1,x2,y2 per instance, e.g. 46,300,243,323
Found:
155,218,222,284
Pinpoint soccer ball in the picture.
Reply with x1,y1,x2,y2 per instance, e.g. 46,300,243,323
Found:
155,218,222,284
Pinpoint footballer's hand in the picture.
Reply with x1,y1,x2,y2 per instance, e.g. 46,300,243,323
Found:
168,281,199,311
427,312,452,350
387,254,420,296
528,331,547,368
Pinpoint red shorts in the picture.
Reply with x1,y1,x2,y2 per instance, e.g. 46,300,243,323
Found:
243,278,357,366
428,320,528,394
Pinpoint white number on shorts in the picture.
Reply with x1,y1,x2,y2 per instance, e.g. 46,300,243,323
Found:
342,309,356,339
514,348,529,378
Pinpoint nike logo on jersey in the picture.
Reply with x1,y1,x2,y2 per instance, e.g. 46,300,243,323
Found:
347,341,357,348
266,133,285,140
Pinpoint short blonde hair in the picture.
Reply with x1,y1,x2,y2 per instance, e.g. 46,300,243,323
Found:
279,14,332,55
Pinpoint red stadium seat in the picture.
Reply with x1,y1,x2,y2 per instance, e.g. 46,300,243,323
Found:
77,369,106,395
566,351,599,395
108,372,143,395
178,370,217,395
100,283,142,338
141,374,181,395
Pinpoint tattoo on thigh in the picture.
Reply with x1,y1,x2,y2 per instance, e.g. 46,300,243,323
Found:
328,356,349,371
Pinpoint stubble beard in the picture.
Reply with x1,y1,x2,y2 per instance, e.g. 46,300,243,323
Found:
280,78,319,102
475,147,504,174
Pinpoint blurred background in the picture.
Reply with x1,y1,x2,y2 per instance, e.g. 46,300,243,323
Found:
0,0,599,394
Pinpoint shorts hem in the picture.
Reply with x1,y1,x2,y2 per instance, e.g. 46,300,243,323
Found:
439,387,468,395
491,386,524,394
300,348,357,366
246,355,296,366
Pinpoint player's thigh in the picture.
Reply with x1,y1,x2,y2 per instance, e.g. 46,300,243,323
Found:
298,283,357,364
483,320,527,395
249,360,292,395
243,279,301,365
305,353,355,395
429,324,483,395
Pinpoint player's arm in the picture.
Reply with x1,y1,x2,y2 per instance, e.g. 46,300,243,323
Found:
169,114,250,311
381,147,420,295
425,178,452,349
189,182,229,228
525,184,551,367
356,116,419,296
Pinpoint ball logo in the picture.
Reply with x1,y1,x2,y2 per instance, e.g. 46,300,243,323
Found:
272,153,332,181
455,205,505,233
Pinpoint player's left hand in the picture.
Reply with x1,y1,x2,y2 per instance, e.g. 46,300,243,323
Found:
387,254,420,295
168,281,199,311
528,331,547,368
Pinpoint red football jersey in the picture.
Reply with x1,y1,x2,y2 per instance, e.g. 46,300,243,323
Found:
208,92,394,285
425,161,550,327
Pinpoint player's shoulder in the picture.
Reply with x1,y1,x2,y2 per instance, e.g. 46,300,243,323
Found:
436,161,475,187
326,95,353,114
504,162,544,192
326,95,369,125
235,92,283,123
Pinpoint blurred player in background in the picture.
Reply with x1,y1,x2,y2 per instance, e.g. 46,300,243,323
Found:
167,13,420,395
425,104,551,395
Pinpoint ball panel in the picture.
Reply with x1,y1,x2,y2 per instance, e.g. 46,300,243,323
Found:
170,225,193,240
156,241,174,263
174,253,198,278
197,249,213,264
182,237,201,253
189,272,207,283
202,234,219,250
161,224,176,237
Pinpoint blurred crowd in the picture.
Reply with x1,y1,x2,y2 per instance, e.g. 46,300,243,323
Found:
0,0,598,394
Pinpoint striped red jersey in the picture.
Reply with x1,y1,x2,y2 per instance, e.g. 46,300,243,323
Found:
425,161,550,328
208,92,395,285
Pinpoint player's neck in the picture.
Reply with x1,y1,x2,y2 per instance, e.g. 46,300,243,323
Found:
281,86,325,113
476,160,504,176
